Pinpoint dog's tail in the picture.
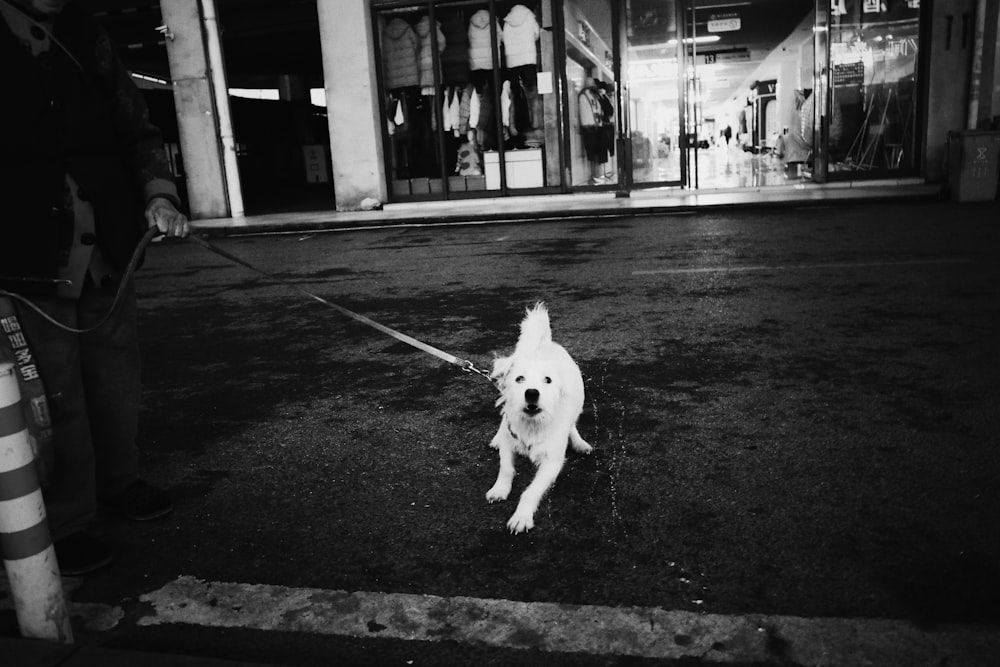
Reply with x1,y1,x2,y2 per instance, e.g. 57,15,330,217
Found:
516,302,552,351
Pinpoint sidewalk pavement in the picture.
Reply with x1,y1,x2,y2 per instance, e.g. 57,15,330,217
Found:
190,178,945,237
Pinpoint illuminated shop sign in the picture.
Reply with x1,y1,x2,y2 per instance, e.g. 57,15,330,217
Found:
707,18,740,32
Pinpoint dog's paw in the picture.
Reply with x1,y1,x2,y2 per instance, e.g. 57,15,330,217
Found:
486,482,511,503
506,511,534,534
572,439,593,455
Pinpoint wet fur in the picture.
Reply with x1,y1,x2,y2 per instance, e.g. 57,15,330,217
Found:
486,303,591,533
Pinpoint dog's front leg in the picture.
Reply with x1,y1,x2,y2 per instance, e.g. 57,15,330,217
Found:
507,453,564,534
486,433,515,503
569,425,593,454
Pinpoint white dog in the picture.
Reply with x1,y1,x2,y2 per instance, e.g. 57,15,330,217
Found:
486,303,592,533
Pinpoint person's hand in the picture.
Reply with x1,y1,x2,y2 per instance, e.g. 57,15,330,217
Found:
145,197,189,238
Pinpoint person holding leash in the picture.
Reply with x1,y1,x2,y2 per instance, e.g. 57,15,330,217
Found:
0,0,189,574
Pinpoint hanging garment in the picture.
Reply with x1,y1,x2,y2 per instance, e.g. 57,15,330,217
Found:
443,95,452,133
502,4,540,68
415,15,445,88
597,88,614,123
468,85,481,132
578,87,603,127
509,71,534,134
597,88,615,157
386,92,409,136
476,79,497,150
449,88,462,136
459,84,473,134
500,80,512,132
381,18,419,90
468,9,502,71
440,10,471,85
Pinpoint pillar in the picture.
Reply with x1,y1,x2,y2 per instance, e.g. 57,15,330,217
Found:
977,0,1000,128
317,0,386,210
540,0,562,188
161,0,241,218
923,0,978,182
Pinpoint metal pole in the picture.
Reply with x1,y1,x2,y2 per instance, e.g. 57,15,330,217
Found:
967,0,986,129
690,0,699,189
0,363,72,643
201,0,244,217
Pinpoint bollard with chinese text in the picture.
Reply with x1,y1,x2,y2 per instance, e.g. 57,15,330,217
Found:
0,362,73,643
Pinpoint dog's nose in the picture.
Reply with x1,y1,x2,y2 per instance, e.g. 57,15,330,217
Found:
524,388,540,404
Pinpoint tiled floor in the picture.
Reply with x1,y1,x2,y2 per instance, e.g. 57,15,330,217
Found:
633,143,815,189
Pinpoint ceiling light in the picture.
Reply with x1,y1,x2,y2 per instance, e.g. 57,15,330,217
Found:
666,35,722,46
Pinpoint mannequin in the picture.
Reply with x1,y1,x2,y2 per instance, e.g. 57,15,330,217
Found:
578,77,605,183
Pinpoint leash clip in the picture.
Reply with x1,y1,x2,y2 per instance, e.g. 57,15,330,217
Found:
462,359,496,386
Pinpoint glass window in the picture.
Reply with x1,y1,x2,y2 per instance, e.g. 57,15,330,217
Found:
624,0,682,187
828,0,921,174
375,1,559,199
565,0,617,187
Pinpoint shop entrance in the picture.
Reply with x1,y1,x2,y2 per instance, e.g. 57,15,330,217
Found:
623,0,922,190
625,0,816,190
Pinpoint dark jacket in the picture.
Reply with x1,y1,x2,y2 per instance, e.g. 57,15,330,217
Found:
0,3,177,296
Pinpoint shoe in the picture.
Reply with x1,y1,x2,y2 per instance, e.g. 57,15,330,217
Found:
102,479,174,521
53,532,112,576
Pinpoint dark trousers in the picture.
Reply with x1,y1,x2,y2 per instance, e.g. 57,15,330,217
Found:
17,276,141,540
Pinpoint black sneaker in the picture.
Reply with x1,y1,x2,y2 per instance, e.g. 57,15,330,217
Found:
54,532,112,576
102,479,174,521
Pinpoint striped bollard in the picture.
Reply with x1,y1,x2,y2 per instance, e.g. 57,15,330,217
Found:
0,362,73,642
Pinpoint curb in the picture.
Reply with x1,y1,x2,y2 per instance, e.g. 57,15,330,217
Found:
188,185,946,238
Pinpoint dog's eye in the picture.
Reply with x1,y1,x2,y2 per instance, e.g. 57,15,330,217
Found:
515,376,525,383
544,377,552,384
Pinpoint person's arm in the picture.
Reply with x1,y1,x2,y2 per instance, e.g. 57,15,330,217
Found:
99,28,189,237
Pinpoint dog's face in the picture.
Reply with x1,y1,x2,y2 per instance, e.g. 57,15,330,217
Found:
494,354,564,424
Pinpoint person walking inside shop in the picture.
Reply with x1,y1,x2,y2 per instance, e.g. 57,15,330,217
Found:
0,0,189,575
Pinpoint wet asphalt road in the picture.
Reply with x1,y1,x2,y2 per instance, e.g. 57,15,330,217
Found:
10,199,1000,664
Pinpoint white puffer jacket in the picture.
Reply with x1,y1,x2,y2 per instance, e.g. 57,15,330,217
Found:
381,18,418,89
416,16,445,88
503,4,539,68
468,9,502,71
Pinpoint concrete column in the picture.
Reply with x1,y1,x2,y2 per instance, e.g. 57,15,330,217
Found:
161,0,231,219
540,0,561,188
977,0,1000,128
317,0,386,210
923,0,977,182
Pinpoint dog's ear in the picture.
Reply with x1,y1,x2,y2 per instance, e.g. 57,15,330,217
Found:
491,355,513,385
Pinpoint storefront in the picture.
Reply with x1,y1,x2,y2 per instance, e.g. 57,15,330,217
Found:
374,1,557,198
368,0,926,203
821,0,923,179
372,0,624,200
90,0,988,218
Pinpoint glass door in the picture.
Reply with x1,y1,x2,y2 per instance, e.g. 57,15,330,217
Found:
622,0,821,190
684,0,817,188
564,0,619,187
624,0,684,187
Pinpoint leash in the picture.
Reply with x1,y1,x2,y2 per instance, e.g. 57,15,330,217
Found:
0,227,160,335
185,235,496,384
0,1,493,383
2,227,496,384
